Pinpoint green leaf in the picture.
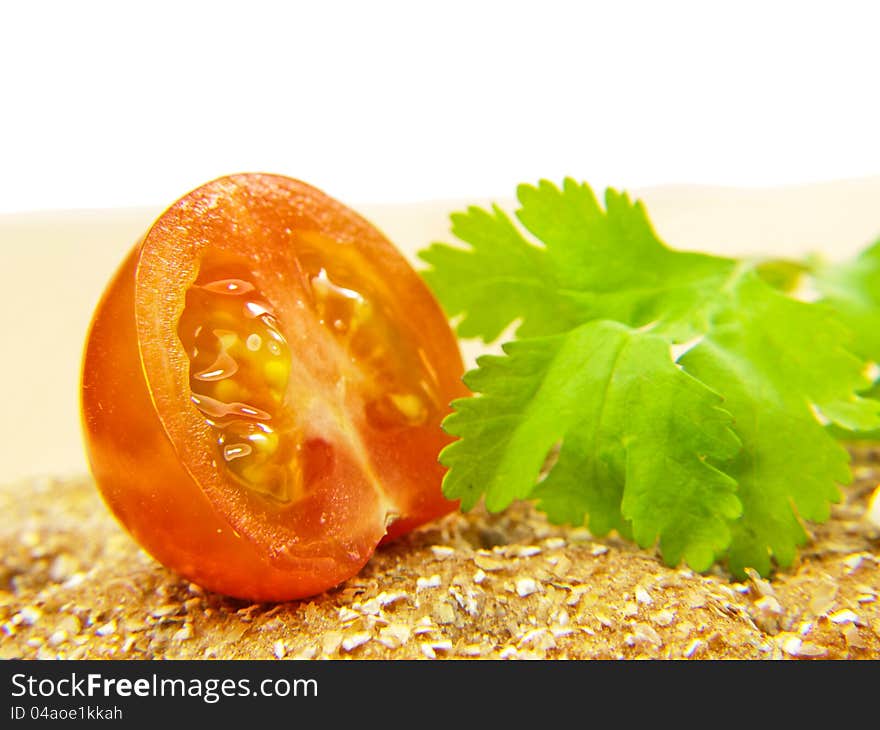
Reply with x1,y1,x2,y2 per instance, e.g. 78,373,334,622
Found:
421,178,880,577
812,239,880,363
418,204,577,342
802,241,880,441
679,273,880,576
754,258,809,293
420,179,736,343
441,320,742,572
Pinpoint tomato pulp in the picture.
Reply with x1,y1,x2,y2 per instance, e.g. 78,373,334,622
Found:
81,174,467,601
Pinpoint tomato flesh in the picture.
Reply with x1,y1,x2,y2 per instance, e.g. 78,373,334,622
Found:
180,273,296,502
81,174,467,601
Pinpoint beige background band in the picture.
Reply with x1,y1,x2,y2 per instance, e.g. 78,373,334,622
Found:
2,177,879,483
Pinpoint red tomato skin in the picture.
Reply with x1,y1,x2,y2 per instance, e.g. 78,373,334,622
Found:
82,247,370,601
81,174,467,601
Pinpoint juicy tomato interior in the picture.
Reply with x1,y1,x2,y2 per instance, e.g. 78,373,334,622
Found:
82,174,467,601
179,272,297,502
177,244,444,511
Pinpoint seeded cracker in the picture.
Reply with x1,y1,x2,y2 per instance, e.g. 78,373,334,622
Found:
1,445,879,660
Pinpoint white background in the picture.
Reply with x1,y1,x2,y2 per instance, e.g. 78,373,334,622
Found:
1,0,879,214
2,1,880,481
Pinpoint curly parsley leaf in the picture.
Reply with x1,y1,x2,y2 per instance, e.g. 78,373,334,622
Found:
420,178,880,578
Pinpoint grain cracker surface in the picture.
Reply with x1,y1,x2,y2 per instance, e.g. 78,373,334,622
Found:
2,448,879,660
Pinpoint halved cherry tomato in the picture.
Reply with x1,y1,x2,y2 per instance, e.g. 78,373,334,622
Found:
81,174,467,601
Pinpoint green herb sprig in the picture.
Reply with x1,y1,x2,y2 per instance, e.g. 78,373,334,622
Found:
419,179,880,578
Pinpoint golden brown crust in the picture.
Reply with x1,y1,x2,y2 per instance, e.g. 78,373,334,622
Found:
2,448,879,660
